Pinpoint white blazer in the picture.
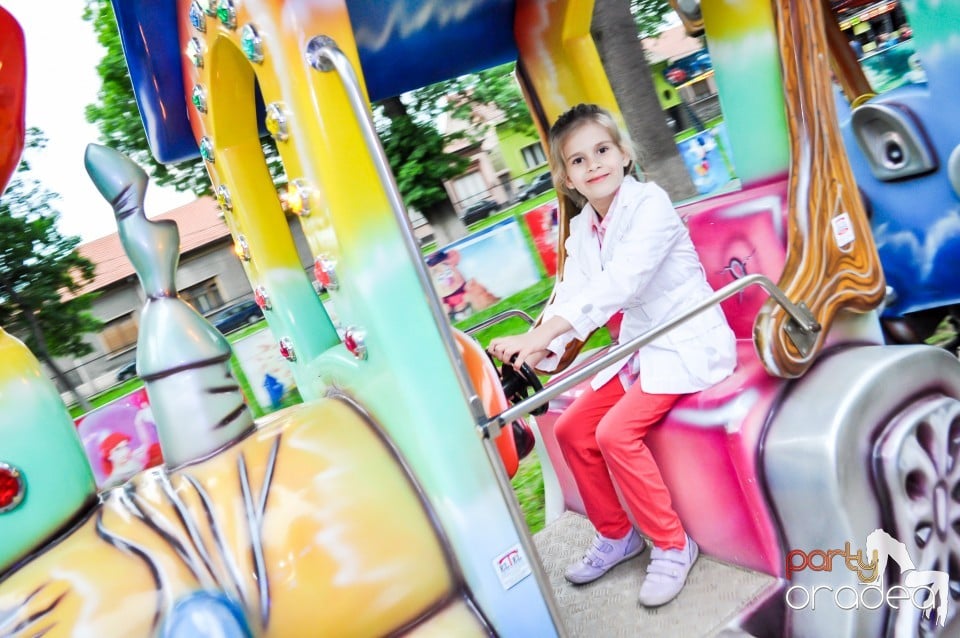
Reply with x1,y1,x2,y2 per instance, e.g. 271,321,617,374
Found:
539,176,736,394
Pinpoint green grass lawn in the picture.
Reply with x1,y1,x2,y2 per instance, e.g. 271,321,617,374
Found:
69,319,281,419
512,452,547,534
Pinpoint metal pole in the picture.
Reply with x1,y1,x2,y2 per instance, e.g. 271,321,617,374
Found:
488,273,819,431
305,37,487,422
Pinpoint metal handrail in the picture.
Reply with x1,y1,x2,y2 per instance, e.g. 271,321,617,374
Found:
484,273,819,434
465,309,536,335
305,36,485,421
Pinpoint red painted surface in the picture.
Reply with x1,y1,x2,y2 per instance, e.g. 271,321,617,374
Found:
0,7,27,194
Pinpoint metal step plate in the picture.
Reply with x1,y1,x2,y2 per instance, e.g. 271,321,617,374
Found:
533,512,780,637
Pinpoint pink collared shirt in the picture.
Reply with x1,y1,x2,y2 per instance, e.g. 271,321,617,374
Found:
592,206,640,389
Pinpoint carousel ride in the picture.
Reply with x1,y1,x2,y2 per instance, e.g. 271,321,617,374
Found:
2,1,960,636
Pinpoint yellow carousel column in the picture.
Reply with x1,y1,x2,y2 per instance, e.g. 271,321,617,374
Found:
514,1,623,137
179,0,340,398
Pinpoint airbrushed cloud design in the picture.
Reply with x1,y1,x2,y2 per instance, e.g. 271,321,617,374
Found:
874,206,960,281
707,30,779,77
353,0,489,51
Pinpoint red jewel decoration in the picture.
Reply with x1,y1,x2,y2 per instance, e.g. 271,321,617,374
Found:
0,463,25,513
313,256,331,288
254,286,271,311
279,337,296,362
344,327,367,360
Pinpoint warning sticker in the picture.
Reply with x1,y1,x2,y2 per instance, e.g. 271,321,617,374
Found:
493,544,532,590
832,213,855,248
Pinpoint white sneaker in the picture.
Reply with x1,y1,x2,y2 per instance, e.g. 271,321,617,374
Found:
564,528,645,585
637,534,699,607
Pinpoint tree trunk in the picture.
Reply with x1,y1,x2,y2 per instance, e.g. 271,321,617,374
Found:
591,0,697,201
40,353,93,413
421,200,467,247
380,96,467,244
21,310,93,412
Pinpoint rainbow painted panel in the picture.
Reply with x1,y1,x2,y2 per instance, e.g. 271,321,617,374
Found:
514,0,621,130
700,0,790,184
0,329,97,575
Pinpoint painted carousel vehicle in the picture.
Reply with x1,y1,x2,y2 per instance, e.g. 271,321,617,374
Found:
829,0,960,348
2,1,960,637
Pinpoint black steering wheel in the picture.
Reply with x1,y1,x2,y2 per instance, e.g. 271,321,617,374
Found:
487,352,547,416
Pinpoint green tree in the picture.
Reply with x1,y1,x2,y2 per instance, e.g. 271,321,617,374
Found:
631,0,674,37
413,62,535,138
377,97,470,246
0,129,102,411
378,62,535,244
83,0,211,196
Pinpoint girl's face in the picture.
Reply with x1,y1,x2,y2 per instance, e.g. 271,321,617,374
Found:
561,121,630,215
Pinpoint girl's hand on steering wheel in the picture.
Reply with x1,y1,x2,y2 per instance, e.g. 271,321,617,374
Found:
488,332,550,371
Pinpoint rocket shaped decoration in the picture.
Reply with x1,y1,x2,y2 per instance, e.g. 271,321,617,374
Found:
84,144,254,468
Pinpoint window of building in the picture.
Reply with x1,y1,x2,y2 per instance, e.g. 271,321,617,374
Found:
521,142,547,169
181,278,224,314
452,171,488,208
101,313,139,353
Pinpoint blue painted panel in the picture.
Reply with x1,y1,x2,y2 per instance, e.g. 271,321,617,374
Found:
348,0,518,101
840,83,960,317
110,0,197,164
111,0,518,164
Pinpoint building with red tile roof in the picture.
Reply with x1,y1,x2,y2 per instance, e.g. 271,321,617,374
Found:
56,197,315,402
74,196,230,296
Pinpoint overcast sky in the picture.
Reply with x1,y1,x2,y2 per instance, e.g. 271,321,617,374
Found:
4,1,194,244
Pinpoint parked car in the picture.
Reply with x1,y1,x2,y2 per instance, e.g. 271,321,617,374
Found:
516,171,553,201
209,299,264,334
115,360,137,382
461,198,499,225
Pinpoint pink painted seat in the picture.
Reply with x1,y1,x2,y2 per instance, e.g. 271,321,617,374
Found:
536,177,792,577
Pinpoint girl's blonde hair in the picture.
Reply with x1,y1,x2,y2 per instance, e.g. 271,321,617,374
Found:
547,104,638,206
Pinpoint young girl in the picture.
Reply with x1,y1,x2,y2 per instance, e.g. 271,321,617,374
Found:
488,104,736,607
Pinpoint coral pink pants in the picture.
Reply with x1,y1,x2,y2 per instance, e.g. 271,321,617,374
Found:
554,375,686,550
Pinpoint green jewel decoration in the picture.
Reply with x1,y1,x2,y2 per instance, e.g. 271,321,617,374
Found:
191,85,207,113
217,0,236,29
199,137,215,163
241,24,264,63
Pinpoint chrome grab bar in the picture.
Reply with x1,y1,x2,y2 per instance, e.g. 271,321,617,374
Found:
483,273,819,435
465,309,536,335
305,36,484,420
